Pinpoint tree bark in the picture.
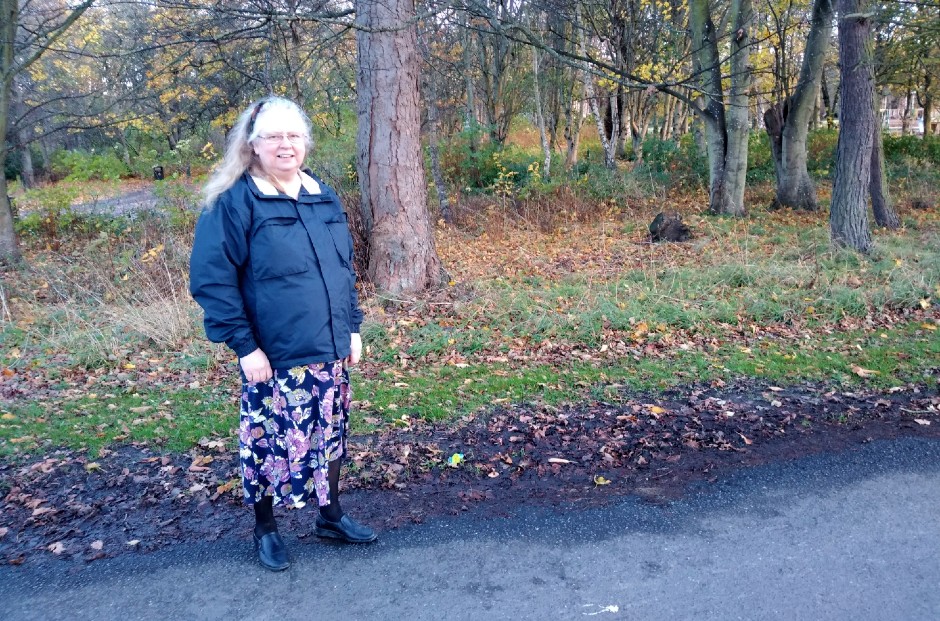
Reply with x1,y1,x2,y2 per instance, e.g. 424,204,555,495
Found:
355,0,442,295
870,124,899,228
689,0,751,216
1,0,23,261
764,0,833,211
418,34,452,225
830,0,874,253
531,43,551,178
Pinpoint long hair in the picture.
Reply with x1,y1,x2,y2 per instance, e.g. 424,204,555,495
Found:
202,96,314,208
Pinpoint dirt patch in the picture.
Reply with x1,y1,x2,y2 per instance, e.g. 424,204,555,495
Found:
2,378,938,566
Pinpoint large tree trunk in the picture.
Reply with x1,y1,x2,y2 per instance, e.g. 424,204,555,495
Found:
870,124,899,228
689,0,751,216
764,0,834,211
355,0,442,295
830,0,874,253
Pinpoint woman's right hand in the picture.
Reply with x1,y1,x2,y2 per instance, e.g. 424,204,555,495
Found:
240,348,273,384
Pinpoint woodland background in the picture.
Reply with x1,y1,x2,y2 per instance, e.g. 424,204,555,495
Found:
0,0,938,466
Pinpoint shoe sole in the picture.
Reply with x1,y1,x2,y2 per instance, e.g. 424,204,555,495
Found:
314,526,377,544
259,559,291,571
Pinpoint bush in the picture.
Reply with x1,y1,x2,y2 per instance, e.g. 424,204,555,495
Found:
883,134,940,167
806,128,838,179
51,149,130,182
637,134,708,189
747,131,775,182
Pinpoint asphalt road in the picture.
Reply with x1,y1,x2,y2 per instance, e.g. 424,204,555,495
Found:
4,436,939,621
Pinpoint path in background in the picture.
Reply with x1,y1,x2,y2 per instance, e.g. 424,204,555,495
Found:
4,436,939,621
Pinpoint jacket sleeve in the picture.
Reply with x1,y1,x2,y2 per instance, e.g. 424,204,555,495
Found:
348,233,364,333
189,193,259,358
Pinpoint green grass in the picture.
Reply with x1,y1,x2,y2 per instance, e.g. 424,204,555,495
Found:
2,185,938,463
0,389,236,458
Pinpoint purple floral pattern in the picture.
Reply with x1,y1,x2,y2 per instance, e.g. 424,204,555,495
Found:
240,361,349,508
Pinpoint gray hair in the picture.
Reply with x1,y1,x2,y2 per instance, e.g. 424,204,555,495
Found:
202,96,313,208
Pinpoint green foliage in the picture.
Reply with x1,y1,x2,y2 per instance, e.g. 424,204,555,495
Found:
51,149,131,182
883,135,940,167
746,131,775,182
153,179,200,233
806,129,839,178
636,134,708,188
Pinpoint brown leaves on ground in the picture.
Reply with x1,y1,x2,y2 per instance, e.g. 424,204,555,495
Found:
0,378,938,565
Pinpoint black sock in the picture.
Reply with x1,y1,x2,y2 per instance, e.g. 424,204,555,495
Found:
254,496,277,537
319,458,344,522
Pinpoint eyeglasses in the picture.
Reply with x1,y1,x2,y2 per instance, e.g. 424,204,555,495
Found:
257,132,306,145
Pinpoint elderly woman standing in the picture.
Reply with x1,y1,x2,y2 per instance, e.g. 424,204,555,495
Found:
190,96,376,572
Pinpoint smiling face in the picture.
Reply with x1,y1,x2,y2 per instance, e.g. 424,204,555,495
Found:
250,107,308,182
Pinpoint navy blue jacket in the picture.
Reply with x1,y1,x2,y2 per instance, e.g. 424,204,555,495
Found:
189,172,363,369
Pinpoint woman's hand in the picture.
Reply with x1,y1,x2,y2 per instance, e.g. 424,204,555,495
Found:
240,348,273,383
346,333,362,366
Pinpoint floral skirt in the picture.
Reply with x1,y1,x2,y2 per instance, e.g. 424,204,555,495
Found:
238,361,349,508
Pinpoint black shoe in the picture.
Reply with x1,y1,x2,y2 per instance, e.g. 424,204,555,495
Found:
253,531,290,571
315,514,378,543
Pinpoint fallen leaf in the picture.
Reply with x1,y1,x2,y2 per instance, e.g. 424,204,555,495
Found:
647,405,666,415
738,433,753,445
547,457,572,464
914,419,931,426
84,462,102,472
447,453,464,467
851,365,879,378
0,527,8,539
90,540,104,551
128,406,151,414
48,542,66,555
594,475,612,486
126,540,140,546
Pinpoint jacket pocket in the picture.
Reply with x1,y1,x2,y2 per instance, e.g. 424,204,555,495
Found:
251,217,310,280
323,210,353,267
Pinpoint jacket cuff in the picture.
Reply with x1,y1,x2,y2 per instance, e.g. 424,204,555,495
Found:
231,336,259,359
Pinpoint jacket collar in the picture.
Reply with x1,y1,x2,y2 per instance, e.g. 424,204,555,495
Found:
247,170,322,198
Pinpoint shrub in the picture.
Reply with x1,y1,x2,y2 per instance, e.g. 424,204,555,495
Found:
806,128,838,179
51,149,130,182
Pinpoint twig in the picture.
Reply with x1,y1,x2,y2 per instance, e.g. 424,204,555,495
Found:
900,408,935,415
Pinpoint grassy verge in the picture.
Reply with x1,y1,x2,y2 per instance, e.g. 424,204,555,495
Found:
0,189,938,461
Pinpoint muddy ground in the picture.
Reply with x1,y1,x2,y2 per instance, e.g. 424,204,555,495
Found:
2,378,938,566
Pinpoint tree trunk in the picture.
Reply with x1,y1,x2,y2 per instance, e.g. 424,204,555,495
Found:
563,96,583,170
1,0,21,261
355,0,442,295
830,0,874,253
764,0,833,211
531,44,551,178
461,12,479,150
690,0,751,216
420,35,452,225
901,87,913,135
576,6,614,170
870,124,899,228
923,70,934,138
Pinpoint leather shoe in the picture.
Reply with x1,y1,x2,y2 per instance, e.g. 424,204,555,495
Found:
253,531,290,571
315,514,378,543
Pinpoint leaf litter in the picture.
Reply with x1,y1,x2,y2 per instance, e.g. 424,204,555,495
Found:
1,378,937,566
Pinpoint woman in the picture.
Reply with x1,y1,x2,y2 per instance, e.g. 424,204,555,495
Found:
190,96,376,572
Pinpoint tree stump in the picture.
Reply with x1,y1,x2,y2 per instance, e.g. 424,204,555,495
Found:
649,211,691,242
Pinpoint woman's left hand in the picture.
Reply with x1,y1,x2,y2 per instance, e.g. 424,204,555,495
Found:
347,332,362,365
